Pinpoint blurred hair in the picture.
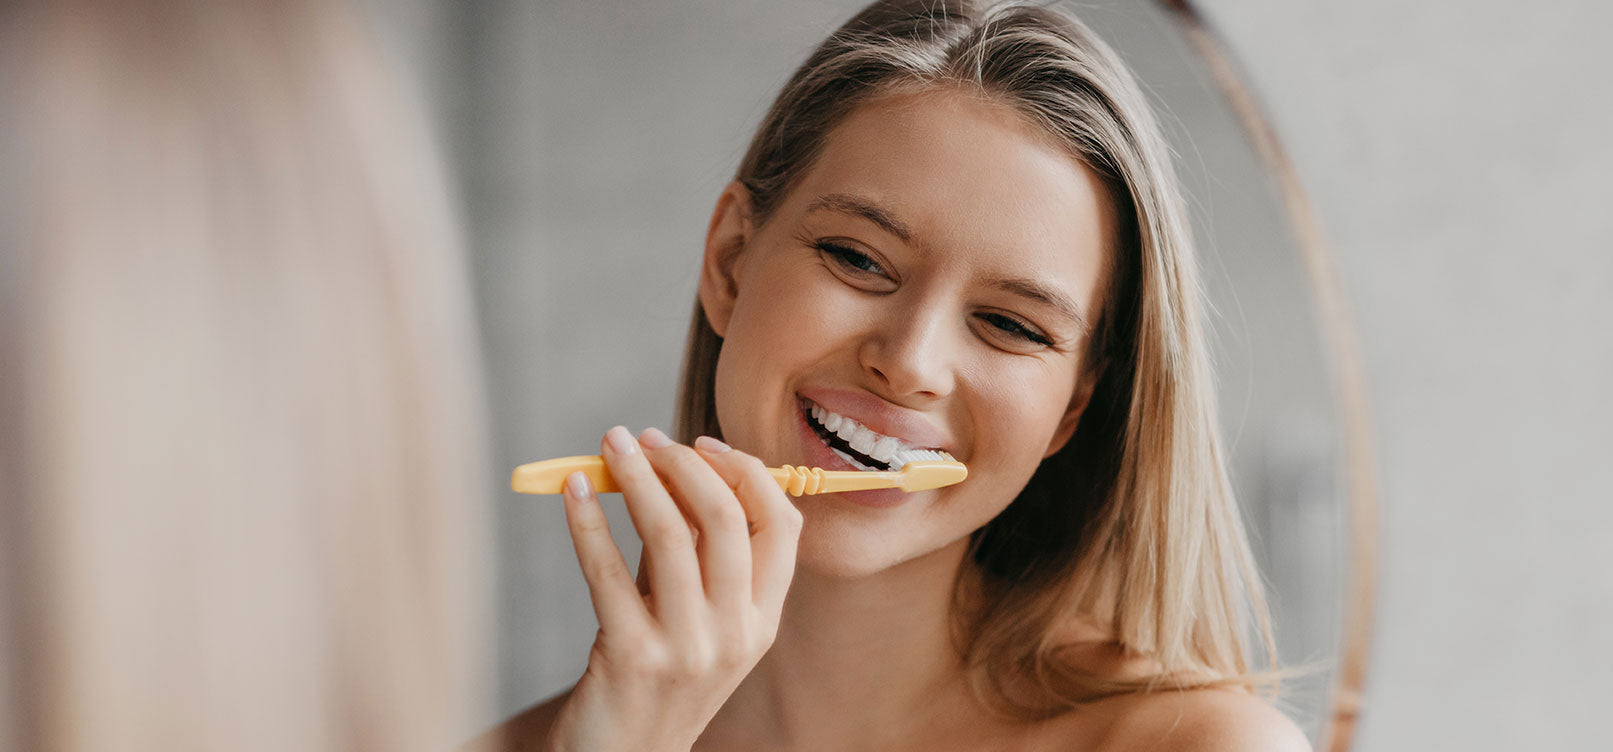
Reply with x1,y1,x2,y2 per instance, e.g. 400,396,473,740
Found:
674,0,1277,718
1,1,492,749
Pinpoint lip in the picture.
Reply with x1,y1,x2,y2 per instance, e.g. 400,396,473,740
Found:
792,401,913,508
795,387,955,455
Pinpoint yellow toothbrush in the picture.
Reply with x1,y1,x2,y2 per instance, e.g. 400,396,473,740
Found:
511,453,966,497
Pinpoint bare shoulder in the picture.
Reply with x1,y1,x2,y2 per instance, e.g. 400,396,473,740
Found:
1073,688,1311,752
459,686,574,752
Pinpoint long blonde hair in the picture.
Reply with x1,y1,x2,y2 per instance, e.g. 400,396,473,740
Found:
674,0,1275,718
1,1,490,748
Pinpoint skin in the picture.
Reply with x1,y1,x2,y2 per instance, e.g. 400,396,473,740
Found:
475,89,1310,751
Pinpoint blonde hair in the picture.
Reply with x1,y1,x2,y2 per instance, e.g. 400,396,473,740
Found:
1,1,490,749
674,0,1275,718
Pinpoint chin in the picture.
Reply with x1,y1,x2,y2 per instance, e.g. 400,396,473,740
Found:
792,521,911,580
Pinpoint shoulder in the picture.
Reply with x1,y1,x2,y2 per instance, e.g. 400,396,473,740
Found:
459,686,573,751
1060,687,1311,752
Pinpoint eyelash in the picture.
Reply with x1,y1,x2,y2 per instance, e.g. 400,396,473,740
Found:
816,240,885,275
813,240,1054,347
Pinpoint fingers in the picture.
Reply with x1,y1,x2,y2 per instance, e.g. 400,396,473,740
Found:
638,428,753,612
596,425,802,633
601,425,703,631
561,470,651,633
689,436,804,615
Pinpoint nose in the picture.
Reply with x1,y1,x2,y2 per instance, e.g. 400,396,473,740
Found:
857,299,956,401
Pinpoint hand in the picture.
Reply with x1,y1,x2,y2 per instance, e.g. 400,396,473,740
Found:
545,426,803,752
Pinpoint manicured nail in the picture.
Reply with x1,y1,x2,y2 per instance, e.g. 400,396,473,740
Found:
605,425,637,455
565,471,592,499
639,427,674,449
694,435,731,453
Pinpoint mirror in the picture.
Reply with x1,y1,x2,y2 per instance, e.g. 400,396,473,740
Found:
401,0,1367,746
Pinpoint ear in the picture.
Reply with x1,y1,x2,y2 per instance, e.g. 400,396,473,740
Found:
1043,359,1105,459
698,181,756,338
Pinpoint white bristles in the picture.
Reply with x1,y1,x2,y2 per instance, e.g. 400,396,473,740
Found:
888,447,955,468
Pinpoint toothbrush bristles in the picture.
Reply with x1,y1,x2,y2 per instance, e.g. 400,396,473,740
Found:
888,448,955,470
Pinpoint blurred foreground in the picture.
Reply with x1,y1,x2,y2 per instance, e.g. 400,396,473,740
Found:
1,2,493,749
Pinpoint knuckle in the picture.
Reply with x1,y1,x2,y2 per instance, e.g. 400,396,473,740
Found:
713,644,749,673
740,453,769,473
672,642,716,677
582,555,629,585
647,521,693,552
657,445,705,475
609,452,656,484
780,505,805,532
733,471,767,502
744,611,778,645
574,512,612,537
622,641,672,681
758,622,781,649
704,498,747,530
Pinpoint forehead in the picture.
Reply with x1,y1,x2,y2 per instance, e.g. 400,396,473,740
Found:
781,89,1113,293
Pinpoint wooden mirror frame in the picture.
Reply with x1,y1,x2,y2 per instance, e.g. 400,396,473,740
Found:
1158,3,1379,750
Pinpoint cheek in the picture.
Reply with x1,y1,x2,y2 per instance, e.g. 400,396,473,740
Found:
711,265,857,442
972,365,1075,463
727,264,871,358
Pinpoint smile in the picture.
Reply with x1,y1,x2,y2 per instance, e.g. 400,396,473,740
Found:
799,398,934,471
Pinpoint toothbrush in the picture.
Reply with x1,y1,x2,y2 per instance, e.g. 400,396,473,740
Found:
512,449,966,497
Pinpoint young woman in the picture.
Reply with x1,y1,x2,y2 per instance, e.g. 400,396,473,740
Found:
489,1,1309,749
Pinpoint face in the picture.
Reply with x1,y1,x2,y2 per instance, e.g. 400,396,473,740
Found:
700,89,1115,579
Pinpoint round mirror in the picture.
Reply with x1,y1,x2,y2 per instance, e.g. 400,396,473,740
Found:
412,1,1371,746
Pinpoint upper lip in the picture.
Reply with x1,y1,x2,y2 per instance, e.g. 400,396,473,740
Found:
797,387,955,454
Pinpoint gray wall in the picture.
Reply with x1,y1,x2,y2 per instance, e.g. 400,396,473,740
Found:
1198,1,1613,749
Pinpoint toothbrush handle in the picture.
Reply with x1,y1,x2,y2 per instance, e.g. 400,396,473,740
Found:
510,455,904,496
770,465,903,496
511,455,618,494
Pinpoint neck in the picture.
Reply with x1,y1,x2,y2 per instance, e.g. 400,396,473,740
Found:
708,538,999,750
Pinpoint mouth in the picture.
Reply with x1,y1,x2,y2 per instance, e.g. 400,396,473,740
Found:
797,397,946,472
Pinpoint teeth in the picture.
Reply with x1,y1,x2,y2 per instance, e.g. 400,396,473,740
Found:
805,399,922,467
829,445,882,472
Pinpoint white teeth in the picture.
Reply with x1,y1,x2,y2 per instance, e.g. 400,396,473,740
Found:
829,445,882,472
805,399,923,467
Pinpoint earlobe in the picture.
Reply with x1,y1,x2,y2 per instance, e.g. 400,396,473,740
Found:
1043,405,1084,459
1043,362,1104,459
698,181,755,338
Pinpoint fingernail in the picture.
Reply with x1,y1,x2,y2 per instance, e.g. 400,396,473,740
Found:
694,435,731,453
565,471,592,499
605,425,637,455
639,427,673,449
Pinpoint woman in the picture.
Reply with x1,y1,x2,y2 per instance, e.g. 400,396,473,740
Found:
489,1,1309,748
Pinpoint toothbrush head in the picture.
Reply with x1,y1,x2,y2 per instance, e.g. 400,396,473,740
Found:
895,459,968,492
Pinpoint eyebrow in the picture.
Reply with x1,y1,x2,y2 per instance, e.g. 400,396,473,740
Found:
805,193,914,244
806,192,1092,336
992,276,1092,336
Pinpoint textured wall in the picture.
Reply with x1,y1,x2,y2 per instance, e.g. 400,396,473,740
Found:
1196,1,1613,748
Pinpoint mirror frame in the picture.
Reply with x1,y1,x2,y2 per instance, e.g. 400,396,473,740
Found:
1158,3,1380,750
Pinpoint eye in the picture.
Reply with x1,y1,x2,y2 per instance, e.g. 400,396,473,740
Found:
815,240,887,277
976,312,1054,347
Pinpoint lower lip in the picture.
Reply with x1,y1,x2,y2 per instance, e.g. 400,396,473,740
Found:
793,397,914,509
